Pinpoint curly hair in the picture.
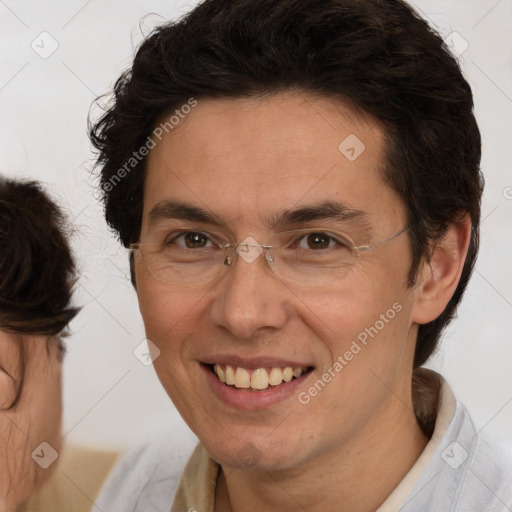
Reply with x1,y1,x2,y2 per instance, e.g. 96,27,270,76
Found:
0,177,79,336
89,0,483,368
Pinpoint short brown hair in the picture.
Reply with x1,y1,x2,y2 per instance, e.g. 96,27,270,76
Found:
0,177,79,336
90,0,483,367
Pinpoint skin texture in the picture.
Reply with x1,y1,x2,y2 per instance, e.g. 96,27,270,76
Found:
0,332,62,512
134,91,471,512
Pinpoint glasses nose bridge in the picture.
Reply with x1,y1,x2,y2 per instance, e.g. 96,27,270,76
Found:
223,239,275,268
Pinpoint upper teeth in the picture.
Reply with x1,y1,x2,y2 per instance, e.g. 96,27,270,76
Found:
213,364,308,391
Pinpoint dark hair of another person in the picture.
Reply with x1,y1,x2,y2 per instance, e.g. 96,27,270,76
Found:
89,0,483,370
0,177,79,336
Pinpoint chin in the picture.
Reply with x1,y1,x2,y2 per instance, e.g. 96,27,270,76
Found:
202,432,309,472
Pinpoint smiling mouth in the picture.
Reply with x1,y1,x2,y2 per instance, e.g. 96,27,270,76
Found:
210,363,313,391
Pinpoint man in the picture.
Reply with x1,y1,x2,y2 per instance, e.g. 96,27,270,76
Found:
0,177,79,511
90,0,512,510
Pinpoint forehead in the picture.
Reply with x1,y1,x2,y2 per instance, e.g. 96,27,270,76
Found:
143,92,403,231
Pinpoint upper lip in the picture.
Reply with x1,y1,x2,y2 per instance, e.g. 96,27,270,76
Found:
201,355,313,369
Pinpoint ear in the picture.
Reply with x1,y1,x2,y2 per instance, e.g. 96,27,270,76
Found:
0,331,21,409
129,251,138,290
412,213,472,325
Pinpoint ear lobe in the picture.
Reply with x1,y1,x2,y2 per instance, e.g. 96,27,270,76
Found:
0,332,22,409
0,367,18,409
412,214,472,325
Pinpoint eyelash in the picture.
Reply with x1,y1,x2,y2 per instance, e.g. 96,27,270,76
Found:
166,231,350,250
165,231,217,248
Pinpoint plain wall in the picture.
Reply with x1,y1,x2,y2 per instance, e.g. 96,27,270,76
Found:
0,0,511,451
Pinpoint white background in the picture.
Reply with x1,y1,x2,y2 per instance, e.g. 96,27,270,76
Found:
0,0,511,452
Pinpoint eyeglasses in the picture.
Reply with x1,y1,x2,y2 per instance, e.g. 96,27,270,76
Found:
130,225,410,286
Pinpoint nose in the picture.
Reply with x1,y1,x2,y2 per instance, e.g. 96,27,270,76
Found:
209,246,290,340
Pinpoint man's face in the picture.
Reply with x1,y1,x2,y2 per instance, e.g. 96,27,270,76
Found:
135,92,421,471
0,332,63,510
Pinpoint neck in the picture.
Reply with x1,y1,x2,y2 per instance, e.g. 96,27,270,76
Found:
215,386,429,512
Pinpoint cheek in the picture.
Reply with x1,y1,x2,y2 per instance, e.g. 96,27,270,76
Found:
137,269,210,341
24,349,63,450
139,286,211,426
0,362,62,507
294,266,388,332
295,262,412,377
28,360,63,492
35,363,63,442
137,283,207,386
293,287,412,442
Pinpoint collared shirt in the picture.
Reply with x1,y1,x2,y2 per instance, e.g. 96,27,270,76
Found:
95,371,512,512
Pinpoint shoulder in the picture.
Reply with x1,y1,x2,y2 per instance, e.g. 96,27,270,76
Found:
404,380,512,512
95,430,198,512
468,431,512,497
437,403,512,510
451,400,512,508
442,400,512,510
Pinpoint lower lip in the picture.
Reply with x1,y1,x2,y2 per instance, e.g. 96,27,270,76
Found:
201,364,313,410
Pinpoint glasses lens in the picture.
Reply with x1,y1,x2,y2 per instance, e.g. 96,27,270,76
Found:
270,239,354,284
136,227,371,285
138,241,227,284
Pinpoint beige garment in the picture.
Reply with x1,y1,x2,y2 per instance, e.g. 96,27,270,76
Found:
170,371,455,512
19,445,120,512
170,443,219,512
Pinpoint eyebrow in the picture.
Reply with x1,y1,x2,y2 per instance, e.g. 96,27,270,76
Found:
268,200,370,230
149,200,224,227
148,199,370,232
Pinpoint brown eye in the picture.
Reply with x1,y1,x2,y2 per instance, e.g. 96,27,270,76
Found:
305,233,331,250
183,232,209,248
